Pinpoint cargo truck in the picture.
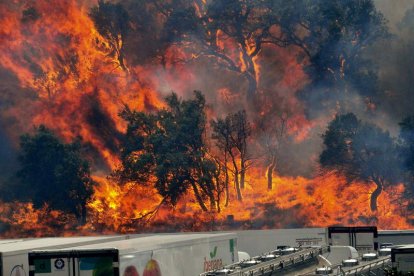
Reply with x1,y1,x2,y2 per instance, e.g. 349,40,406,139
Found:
391,244,414,274
28,233,238,276
327,226,378,253
0,235,132,276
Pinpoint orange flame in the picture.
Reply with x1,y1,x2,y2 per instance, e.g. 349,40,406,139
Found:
0,0,412,236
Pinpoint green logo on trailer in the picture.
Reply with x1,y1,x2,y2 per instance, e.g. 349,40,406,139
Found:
210,246,218,258
229,239,235,253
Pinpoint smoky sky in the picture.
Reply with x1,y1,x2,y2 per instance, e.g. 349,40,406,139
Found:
371,2,414,126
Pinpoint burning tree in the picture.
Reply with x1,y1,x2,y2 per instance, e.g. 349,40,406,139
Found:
320,113,402,212
13,125,94,224
90,0,130,71
256,110,290,190
163,0,304,98
211,110,252,201
298,0,388,112
161,0,388,104
116,91,222,212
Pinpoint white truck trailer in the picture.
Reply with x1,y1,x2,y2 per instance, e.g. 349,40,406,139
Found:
232,228,327,256
28,233,238,276
327,226,378,253
0,235,132,276
391,244,414,274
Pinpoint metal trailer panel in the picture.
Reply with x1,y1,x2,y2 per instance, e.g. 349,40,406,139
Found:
182,228,328,257
229,228,327,257
331,232,351,247
392,246,414,273
0,236,126,255
327,226,378,252
379,230,414,246
0,239,26,244
29,249,119,276
355,232,376,252
0,235,132,276
71,233,238,275
28,233,238,276
64,233,236,253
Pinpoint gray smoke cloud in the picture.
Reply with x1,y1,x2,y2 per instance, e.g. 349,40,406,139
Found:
369,2,414,126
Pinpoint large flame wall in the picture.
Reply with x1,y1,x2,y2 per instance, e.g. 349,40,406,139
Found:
0,0,413,236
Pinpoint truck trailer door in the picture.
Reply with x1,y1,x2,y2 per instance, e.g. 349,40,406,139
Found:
328,226,378,253
29,249,118,276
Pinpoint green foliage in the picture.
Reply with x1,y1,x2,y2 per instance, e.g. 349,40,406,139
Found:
16,125,94,222
320,113,360,173
117,91,220,210
320,113,400,183
352,123,401,184
296,0,388,112
320,113,401,211
302,0,388,63
211,110,251,199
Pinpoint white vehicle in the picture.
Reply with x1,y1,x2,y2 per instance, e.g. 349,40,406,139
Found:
28,233,238,276
0,235,130,276
323,245,359,266
392,244,414,273
328,226,378,253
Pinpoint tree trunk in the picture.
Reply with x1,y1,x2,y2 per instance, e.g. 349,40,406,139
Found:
191,182,208,211
224,152,230,207
240,40,258,99
244,72,257,99
77,205,87,225
267,156,276,190
240,158,246,189
370,180,383,212
234,171,243,201
240,171,246,189
216,183,221,213
207,184,216,212
229,151,242,201
119,51,127,71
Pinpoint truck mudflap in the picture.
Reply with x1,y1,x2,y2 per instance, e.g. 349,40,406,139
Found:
28,249,119,276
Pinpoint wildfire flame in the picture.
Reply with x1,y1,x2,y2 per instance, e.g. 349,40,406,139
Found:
0,0,412,236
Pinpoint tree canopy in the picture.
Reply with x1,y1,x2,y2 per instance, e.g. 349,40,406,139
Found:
211,110,251,201
159,0,388,102
116,91,222,211
15,125,94,223
90,0,130,70
320,113,401,211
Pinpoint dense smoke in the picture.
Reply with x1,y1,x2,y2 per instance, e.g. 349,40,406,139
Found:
372,4,414,124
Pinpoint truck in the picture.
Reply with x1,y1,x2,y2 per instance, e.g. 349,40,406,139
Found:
391,244,414,274
327,226,378,253
0,235,133,276
28,233,238,276
322,245,359,265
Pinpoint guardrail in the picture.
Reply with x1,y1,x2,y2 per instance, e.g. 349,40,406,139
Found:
341,256,391,275
201,246,330,276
